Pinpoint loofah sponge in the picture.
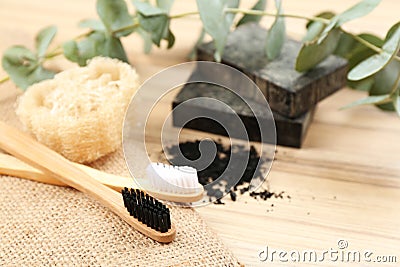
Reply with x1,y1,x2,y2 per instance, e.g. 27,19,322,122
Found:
16,57,140,163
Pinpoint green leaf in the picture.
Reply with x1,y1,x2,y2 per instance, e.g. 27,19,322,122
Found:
138,13,169,46
334,32,384,69
132,0,166,16
318,0,381,43
303,11,335,42
63,40,81,64
78,19,106,31
196,0,239,61
295,29,341,72
104,36,128,62
385,21,400,42
236,0,267,26
156,0,174,12
2,46,55,89
305,11,335,28
35,25,57,58
346,34,383,69
163,28,175,49
62,31,128,66
97,0,134,37
369,60,400,111
335,0,381,26
265,0,285,60
392,91,400,115
341,94,389,109
348,26,400,81
347,76,375,91
136,27,153,53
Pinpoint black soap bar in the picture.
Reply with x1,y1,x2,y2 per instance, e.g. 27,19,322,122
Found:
172,82,315,148
196,23,347,118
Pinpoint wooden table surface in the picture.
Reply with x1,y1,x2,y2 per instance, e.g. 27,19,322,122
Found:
1,1,399,266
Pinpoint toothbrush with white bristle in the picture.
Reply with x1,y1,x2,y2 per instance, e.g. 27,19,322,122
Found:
146,163,202,197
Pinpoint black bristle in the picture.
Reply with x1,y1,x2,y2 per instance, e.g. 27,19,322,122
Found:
153,212,159,231
161,213,168,233
121,188,171,233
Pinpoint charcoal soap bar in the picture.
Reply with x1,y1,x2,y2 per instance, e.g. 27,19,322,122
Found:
196,23,347,118
172,82,315,148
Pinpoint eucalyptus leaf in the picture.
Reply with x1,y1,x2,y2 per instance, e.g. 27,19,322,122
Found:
303,11,335,42
62,40,81,64
236,0,267,26
156,0,174,12
369,60,400,111
2,46,55,89
196,0,239,61
78,19,106,31
62,31,128,66
348,26,400,81
132,0,166,16
138,13,169,46
335,0,380,26
136,27,153,53
341,94,389,109
392,91,400,116
35,25,57,58
385,21,400,42
295,29,341,72
346,34,383,67
347,77,374,91
334,32,383,69
318,0,381,44
305,11,335,28
265,0,285,60
104,36,128,62
163,28,175,49
97,0,134,37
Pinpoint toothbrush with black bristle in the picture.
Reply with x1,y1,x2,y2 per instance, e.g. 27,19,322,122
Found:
0,121,176,243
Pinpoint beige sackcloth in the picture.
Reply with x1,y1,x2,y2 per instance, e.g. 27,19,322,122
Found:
0,88,242,266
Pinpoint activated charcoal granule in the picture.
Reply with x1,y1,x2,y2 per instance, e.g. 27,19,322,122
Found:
166,139,266,187
164,139,292,204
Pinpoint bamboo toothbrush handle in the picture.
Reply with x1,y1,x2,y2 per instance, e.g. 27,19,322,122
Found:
0,121,175,243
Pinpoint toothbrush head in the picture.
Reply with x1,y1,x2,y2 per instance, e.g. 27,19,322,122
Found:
121,187,171,233
146,162,201,195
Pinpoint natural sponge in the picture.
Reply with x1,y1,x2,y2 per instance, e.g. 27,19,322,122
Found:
16,57,140,163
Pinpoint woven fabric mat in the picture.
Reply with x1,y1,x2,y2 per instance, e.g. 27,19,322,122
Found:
0,89,241,266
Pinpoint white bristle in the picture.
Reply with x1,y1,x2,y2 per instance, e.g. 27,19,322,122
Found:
146,162,200,194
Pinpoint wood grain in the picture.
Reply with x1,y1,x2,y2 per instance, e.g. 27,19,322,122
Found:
0,0,399,265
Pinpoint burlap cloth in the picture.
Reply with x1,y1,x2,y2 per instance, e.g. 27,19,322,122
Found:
0,89,242,266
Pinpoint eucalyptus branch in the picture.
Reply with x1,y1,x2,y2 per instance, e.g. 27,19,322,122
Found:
112,22,140,35
0,76,9,83
169,11,199,19
225,8,331,24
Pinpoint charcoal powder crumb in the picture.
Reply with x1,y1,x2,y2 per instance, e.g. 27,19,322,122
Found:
214,199,225,205
230,191,237,201
164,139,290,205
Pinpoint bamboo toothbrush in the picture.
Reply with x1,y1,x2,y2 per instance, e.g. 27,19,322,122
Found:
0,121,175,243
0,153,204,203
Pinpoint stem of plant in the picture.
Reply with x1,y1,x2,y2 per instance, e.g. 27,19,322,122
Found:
225,8,330,24
0,76,10,84
169,11,199,19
